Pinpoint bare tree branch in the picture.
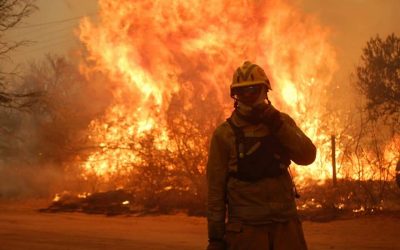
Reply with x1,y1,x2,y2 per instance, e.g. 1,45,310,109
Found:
0,0,37,110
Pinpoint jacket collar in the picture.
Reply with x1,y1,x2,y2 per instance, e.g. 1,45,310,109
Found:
231,110,259,127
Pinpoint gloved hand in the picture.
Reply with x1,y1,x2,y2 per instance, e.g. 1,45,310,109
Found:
206,240,226,250
252,103,283,132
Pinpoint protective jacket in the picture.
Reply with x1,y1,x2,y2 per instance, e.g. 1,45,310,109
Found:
207,110,316,241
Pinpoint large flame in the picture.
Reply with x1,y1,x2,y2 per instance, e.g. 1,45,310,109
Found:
77,0,397,188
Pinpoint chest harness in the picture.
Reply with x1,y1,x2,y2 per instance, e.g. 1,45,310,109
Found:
226,117,291,182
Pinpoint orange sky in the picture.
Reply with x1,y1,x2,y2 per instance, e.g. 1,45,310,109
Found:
6,0,400,81
301,0,400,80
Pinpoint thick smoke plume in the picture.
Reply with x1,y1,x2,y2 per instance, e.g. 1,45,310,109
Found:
0,55,113,198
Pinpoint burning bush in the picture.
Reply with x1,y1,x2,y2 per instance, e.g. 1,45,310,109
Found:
2,0,399,220
40,0,398,216
76,0,336,197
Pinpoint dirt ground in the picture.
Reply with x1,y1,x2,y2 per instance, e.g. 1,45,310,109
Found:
0,200,399,250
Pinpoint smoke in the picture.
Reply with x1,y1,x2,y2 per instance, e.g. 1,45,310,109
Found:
0,164,64,198
299,0,400,150
301,0,400,81
0,54,113,198
63,0,97,12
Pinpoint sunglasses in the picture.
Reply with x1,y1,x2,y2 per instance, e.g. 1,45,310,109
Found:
232,85,263,96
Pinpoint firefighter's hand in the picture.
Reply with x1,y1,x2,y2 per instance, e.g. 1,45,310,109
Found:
253,103,283,132
206,240,226,250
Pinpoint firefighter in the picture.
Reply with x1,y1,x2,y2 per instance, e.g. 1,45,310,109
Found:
206,61,316,250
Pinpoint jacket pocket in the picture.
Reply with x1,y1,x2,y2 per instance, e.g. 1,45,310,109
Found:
224,222,243,248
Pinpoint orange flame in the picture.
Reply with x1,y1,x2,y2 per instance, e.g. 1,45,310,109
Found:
76,0,398,188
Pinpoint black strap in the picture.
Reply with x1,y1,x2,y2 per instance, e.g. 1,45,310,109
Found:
226,117,244,160
226,117,243,140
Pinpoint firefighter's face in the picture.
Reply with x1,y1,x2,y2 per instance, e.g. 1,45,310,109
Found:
234,85,264,106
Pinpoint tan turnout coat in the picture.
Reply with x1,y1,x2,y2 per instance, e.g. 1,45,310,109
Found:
207,111,316,241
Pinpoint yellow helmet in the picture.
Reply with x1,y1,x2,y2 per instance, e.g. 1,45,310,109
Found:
230,61,271,97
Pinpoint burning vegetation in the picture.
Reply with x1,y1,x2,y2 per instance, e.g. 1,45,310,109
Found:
0,0,399,219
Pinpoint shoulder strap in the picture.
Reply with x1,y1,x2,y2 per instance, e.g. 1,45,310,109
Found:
226,117,243,137
226,117,245,159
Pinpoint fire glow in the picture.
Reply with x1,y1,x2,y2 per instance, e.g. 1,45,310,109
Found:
76,0,398,188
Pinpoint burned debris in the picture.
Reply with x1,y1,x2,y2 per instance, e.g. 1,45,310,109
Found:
40,190,134,216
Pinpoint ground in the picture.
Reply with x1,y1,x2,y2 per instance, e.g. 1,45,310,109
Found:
0,200,399,250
